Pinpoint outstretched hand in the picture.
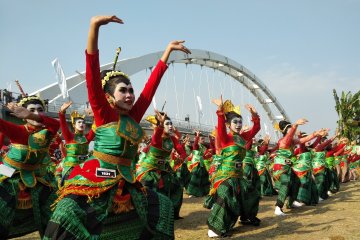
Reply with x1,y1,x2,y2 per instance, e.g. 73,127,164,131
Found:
60,101,73,113
167,40,191,54
90,15,123,28
211,95,223,110
295,118,308,126
155,109,166,126
7,102,32,119
245,104,258,116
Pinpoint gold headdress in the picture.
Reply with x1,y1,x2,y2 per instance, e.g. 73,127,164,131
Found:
223,100,241,115
70,111,85,125
210,128,217,137
145,115,157,125
101,47,130,89
273,122,281,132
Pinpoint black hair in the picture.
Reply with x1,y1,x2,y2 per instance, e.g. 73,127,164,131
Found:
21,98,45,109
225,111,242,124
279,120,292,136
100,70,131,97
257,139,264,145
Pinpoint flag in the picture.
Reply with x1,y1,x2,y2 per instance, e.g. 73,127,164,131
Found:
52,58,68,99
196,96,203,118
264,123,269,135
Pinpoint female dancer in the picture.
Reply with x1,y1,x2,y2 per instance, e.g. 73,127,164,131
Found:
207,98,260,238
273,119,319,216
136,111,187,220
0,96,59,238
55,101,94,185
44,15,190,239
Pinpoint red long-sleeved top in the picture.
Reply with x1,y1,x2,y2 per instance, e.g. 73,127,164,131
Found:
217,110,260,148
150,126,187,160
314,138,335,152
258,143,268,155
0,132,4,149
59,112,95,144
86,50,167,125
0,115,59,145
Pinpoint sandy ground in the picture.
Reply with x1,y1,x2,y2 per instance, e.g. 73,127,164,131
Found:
13,181,360,240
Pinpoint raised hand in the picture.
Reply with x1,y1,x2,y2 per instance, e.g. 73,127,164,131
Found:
264,134,271,144
60,101,73,113
166,40,191,54
245,104,258,116
155,109,166,126
295,118,308,126
7,103,32,119
90,15,124,28
211,95,223,110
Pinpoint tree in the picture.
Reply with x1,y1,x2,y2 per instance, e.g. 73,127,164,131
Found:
333,89,360,143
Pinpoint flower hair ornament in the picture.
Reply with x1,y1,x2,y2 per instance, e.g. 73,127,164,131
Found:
70,111,86,125
101,47,130,89
17,95,45,108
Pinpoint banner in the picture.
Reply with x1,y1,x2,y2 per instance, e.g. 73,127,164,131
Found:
52,58,68,99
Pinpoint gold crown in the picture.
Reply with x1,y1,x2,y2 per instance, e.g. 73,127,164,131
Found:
223,100,241,115
101,71,129,89
145,115,157,125
210,128,217,137
273,122,281,132
70,111,85,125
18,95,45,107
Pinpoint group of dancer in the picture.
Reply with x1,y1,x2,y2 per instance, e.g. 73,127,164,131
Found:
0,15,359,239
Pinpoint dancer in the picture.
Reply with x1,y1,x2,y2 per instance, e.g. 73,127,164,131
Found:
186,130,211,197
255,135,277,197
55,101,94,186
136,111,187,220
273,119,318,216
207,98,260,238
44,15,190,239
0,96,59,238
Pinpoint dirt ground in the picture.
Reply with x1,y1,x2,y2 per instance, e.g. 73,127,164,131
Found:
13,181,360,240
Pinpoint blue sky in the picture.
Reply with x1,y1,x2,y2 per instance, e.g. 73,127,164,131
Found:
1,0,359,135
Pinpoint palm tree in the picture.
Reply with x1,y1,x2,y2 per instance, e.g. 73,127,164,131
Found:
333,89,360,143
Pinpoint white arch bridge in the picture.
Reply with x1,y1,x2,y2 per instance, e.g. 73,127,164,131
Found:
32,49,289,139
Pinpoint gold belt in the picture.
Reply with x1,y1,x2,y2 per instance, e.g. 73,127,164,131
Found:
93,150,131,167
3,156,40,171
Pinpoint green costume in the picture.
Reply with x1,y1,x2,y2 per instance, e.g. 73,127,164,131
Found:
325,156,340,193
240,148,261,222
207,143,247,236
0,128,58,238
255,154,277,196
44,116,174,239
312,151,329,200
292,152,318,205
186,150,210,197
136,134,184,219
273,149,295,208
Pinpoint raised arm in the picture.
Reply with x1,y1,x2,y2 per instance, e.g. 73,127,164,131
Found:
278,118,307,149
86,15,123,126
59,101,74,143
240,104,261,141
130,41,191,122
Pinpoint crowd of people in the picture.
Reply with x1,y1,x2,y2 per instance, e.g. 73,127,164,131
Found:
0,15,359,239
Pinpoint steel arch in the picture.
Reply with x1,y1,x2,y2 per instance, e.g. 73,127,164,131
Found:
32,49,289,124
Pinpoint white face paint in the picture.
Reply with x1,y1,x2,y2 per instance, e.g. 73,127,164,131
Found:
74,119,85,132
164,119,173,134
113,82,135,111
25,103,44,126
229,117,243,134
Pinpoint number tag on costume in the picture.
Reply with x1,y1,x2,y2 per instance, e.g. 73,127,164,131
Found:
0,164,16,177
95,168,117,178
235,162,242,169
78,155,88,161
157,160,165,165
285,159,292,165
